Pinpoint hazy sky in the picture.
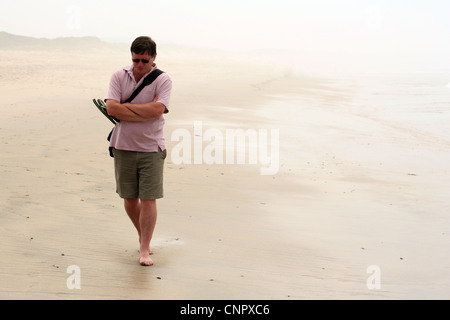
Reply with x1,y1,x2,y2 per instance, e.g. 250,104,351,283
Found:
1,0,450,73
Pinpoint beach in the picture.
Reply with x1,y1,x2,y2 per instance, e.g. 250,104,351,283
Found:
1,41,450,300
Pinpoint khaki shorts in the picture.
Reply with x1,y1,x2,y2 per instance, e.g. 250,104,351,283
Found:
112,147,167,200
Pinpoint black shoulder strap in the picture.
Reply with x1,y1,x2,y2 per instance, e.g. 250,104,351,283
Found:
124,69,164,103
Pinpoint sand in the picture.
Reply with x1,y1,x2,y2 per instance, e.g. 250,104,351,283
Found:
1,43,450,300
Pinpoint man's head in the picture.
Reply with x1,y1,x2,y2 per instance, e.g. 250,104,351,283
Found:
131,36,157,76
131,36,157,57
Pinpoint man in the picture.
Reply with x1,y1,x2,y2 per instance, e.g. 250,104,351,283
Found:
105,36,172,266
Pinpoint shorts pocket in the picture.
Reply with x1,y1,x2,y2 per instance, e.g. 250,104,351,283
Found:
159,147,167,160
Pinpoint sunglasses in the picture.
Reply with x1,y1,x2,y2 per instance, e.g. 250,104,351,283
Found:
132,58,151,64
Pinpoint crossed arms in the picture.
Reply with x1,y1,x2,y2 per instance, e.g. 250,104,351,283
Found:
106,96,166,122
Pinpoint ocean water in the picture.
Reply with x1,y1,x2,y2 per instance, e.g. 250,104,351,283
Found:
259,72,450,176
347,72,450,140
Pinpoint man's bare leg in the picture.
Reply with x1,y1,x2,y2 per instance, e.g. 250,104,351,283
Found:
124,198,141,238
124,198,153,255
139,199,157,266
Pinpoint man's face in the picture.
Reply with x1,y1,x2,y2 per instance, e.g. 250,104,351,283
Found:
131,52,156,75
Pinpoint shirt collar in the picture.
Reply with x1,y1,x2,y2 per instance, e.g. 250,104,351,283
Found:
123,64,157,84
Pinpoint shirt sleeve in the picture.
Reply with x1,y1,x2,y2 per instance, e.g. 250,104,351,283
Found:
155,74,172,113
105,70,122,102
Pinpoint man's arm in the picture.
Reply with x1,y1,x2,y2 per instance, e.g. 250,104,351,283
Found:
106,96,164,122
123,99,166,119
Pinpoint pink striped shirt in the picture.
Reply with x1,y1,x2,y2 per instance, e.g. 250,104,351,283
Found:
105,64,172,152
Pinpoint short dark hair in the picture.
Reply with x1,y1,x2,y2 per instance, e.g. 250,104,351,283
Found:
130,36,157,56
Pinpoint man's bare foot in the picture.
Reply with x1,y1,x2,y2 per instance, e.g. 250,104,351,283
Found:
139,253,154,266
